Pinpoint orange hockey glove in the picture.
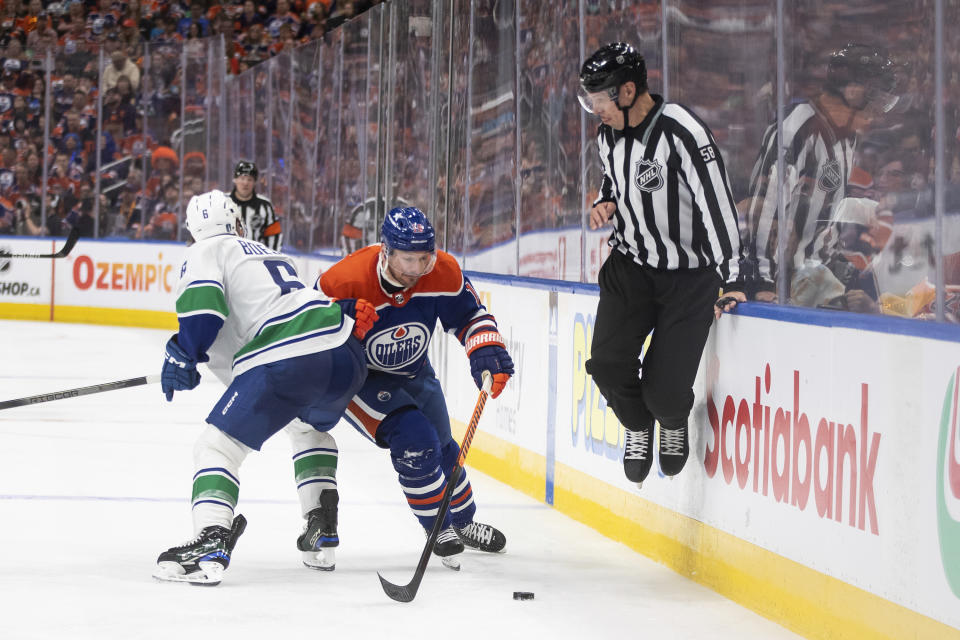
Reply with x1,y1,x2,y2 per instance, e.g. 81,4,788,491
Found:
335,298,379,340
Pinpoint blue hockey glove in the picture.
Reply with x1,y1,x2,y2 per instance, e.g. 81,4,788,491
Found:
466,331,514,399
161,335,200,401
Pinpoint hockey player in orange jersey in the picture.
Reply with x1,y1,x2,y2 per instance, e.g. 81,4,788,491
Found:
318,206,514,566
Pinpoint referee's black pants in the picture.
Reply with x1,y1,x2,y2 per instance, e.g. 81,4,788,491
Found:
585,249,720,431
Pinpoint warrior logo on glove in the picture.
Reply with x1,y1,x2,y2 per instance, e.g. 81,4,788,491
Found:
466,330,514,399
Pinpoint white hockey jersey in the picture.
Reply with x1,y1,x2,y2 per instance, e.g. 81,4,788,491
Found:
175,234,354,377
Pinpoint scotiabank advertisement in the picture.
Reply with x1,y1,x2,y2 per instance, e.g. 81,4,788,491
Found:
702,319,960,627
548,293,960,630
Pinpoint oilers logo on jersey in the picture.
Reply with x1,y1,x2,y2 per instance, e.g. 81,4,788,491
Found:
366,322,431,371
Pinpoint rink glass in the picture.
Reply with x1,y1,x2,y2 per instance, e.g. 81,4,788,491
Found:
7,0,957,322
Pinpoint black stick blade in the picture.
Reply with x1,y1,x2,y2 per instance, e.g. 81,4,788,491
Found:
2,227,81,259
54,226,81,257
378,572,418,603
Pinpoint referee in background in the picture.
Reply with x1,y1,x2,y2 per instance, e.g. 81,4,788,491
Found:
229,160,283,250
577,42,745,486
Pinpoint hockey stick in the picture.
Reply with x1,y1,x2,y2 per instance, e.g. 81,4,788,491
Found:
0,226,81,259
378,372,493,603
0,374,160,411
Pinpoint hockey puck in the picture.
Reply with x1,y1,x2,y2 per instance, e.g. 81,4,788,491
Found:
513,591,535,601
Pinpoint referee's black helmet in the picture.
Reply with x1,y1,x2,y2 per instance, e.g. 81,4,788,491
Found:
826,44,898,112
579,42,648,95
233,160,258,179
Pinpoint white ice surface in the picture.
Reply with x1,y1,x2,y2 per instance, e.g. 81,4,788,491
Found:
0,320,803,640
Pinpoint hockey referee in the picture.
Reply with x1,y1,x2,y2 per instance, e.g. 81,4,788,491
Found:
578,42,745,485
229,160,282,250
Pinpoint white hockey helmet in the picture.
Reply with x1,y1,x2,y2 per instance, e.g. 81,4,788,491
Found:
185,189,242,242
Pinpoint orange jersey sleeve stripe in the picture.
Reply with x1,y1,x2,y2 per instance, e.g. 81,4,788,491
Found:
263,221,282,237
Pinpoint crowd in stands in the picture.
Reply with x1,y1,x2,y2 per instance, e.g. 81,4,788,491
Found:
1,1,960,319
0,0,384,241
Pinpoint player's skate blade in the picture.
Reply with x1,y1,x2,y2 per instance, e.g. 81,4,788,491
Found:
153,560,226,586
302,548,336,571
431,526,463,571
153,514,246,587
297,490,339,572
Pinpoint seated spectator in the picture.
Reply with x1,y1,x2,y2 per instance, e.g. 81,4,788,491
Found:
0,68,18,107
3,30,25,62
87,0,120,34
184,151,206,178
241,23,270,63
266,0,301,39
58,20,90,74
20,0,51,36
102,87,137,137
152,15,183,44
102,49,141,92
178,1,210,38
139,181,179,240
56,1,86,37
147,145,178,198
118,17,142,49
0,192,15,233
0,145,15,170
236,0,265,31
115,73,136,107
298,3,329,40
52,71,77,118
0,74,14,118
270,22,297,55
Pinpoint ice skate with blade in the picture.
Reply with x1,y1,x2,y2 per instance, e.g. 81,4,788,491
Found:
432,526,464,571
153,514,247,586
297,489,339,571
455,521,506,553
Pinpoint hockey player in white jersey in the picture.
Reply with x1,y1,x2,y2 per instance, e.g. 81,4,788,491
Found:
153,190,377,585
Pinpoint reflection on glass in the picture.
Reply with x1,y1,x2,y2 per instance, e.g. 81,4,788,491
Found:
3,1,958,324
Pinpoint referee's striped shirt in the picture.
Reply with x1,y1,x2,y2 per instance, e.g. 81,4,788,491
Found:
230,190,284,251
744,100,855,286
594,94,743,286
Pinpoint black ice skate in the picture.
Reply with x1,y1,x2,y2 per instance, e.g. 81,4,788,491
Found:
153,514,247,586
455,521,506,553
658,422,689,476
431,526,464,571
623,425,653,485
297,489,339,571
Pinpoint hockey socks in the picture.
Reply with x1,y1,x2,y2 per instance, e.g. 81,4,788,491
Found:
191,426,250,531
286,420,339,516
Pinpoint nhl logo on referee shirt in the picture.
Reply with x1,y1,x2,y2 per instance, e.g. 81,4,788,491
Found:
635,159,664,192
818,160,842,192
